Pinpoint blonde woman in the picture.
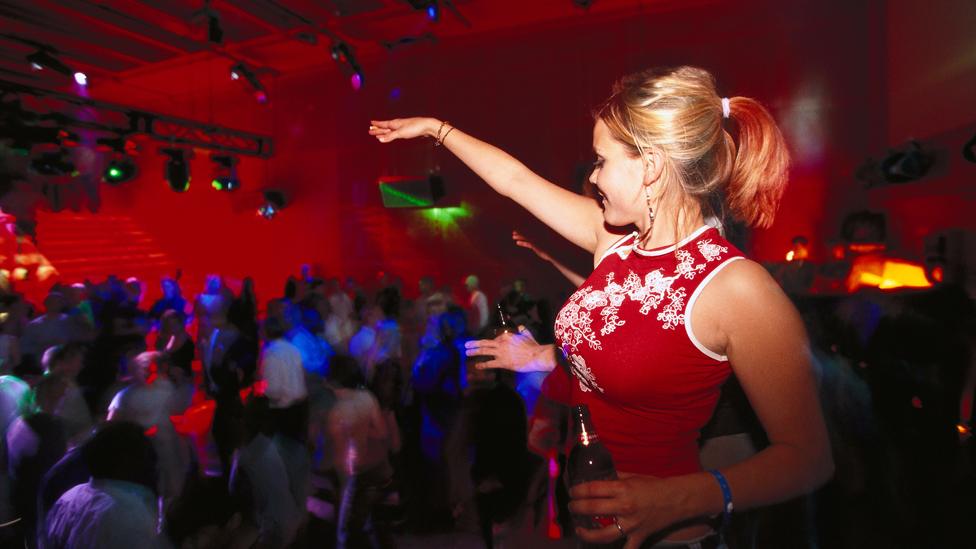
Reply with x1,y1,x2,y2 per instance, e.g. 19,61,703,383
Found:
370,66,832,548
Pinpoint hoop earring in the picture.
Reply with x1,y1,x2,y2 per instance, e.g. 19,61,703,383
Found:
640,186,655,243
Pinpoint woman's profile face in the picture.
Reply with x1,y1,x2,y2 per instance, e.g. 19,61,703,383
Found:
589,119,647,228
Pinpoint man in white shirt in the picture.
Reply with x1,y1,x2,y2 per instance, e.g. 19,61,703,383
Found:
464,275,489,334
259,317,308,442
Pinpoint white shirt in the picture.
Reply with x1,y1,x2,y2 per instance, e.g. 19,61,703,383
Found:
469,290,489,332
260,339,307,408
45,479,163,549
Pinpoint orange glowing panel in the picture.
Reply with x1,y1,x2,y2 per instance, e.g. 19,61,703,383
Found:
847,256,933,292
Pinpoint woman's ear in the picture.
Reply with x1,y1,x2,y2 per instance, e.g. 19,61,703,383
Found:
642,149,665,187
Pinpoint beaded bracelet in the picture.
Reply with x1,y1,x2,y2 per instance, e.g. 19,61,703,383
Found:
434,120,454,146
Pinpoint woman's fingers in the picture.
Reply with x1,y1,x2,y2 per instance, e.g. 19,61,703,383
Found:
575,524,623,544
568,497,622,517
464,339,496,356
570,479,625,500
369,120,399,142
369,119,399,129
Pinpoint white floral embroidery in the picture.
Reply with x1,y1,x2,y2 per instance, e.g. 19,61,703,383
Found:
656,287,687,330
554,231,730,393
675,249,707,279
568,353,604,393
698,239,728,262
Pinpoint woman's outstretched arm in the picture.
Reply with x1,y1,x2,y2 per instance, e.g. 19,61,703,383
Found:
370,117,607,254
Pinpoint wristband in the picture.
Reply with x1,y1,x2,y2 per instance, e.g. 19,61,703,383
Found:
707,469,733,528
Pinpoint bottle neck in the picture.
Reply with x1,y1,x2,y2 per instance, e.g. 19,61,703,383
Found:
573,405,599,445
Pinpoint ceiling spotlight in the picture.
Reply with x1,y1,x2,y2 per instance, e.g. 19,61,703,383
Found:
161,148,192,192
427,2,440,21
330,42,364,91
30,150,77,177
229,62,269,104
210,154,240,191
258,189,287,219
103,156,137,185
406,0,440,21
26,49,75,77
879,140,933,184
73,72,87,86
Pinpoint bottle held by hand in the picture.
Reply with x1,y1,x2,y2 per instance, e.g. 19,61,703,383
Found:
567,403,618,530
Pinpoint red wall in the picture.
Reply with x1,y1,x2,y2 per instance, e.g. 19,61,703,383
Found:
33,0,952,305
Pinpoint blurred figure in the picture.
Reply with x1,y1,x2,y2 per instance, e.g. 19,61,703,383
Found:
107,351,187,503
228,277,259,349
156,310,194,408
327,355,394,548
148,277,186,322
0,294,29,374
463,275,489,334
410,307,468,531
258,316,308,442
35,343,91,445
20,292,75,374
229,396,303,549
44,421,162,549
200,299,252,479
6,412,66,548
447,366,530,549
325,278,357,353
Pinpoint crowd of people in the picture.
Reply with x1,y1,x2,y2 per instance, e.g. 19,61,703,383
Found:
0,268,555,548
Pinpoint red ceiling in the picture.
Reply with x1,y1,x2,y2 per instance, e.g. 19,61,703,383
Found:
0,0,713,106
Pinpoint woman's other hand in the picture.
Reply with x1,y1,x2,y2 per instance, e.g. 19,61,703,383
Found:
464,326,555,373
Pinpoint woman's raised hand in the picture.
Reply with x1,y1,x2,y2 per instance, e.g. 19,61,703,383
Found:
369,117,439,143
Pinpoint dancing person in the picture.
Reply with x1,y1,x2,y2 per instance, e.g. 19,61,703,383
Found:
370,65,832,547
512,230,586,288
463,275,490,334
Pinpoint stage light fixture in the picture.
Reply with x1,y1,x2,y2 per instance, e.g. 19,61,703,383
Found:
406,0,439,20
30,150,77,177
330,42,365,90
26,50,74,77
878,140,933,184
229,62,268,104
73,72,87,86
103,156,137,185
257,189,287,219
161,148,192,192
210,154,240,191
